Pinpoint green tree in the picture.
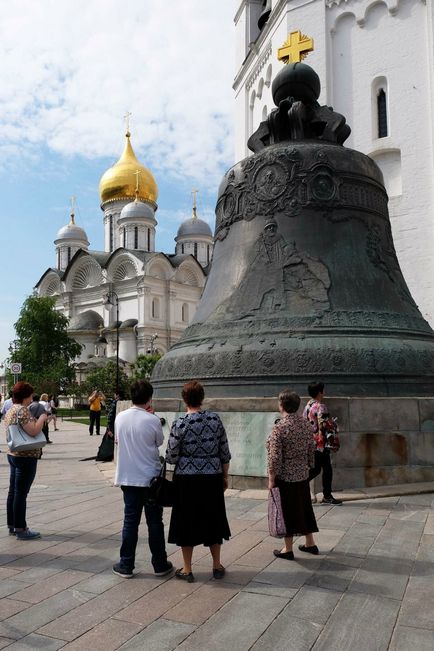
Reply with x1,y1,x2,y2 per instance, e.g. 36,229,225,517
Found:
81,361,130,398
131,353,161,380
12,295,82,394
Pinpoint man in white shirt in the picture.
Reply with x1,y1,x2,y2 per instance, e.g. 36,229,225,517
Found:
113,380,173,579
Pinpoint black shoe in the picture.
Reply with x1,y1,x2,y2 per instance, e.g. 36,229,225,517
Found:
298,544,319,555
213,566,226,579
321,496,343,505
46,440,53,444
175,568,194,583
154,561,174,577
112,563,133,578
273,549,294,560
8,528,15,536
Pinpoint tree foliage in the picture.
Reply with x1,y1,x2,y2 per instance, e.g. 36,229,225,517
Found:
80,361,130,399
12,296,82,394
131,353,162,380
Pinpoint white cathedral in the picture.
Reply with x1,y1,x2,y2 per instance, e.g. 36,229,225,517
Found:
234,0,434,327
35,130,213,375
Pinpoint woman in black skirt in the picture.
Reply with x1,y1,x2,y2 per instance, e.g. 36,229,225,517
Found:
267,389,319,560
165,380,231,582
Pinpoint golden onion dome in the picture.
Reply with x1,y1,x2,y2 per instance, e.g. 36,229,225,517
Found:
99,131,158,205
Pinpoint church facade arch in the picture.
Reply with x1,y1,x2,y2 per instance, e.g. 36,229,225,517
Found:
67,257,104,291
145,255,173,280
38,272,62,297
106,252,140,283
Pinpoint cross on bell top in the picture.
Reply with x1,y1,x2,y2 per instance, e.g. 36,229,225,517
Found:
277,30,314,64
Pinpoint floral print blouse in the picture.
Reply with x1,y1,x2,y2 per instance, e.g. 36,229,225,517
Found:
267,413,315,483
303,398,331,452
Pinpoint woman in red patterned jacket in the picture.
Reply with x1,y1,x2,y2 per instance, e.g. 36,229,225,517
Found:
267,389,319,560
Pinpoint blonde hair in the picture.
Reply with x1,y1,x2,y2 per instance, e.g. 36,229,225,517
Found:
40,393,49,401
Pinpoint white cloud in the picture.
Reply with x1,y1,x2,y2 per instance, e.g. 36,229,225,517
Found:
0,0,235,188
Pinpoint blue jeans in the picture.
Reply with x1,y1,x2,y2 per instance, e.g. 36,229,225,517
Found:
119,486,168,573
7,455,38,530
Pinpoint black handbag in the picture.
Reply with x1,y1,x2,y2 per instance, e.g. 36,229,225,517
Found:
149,461,174,507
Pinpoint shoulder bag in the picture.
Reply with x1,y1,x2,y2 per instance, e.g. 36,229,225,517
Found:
149,460,174,507
7,418,47,453
268,486,286,538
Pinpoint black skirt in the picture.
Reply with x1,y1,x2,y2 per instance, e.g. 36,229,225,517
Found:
276,478,318,536
168,474,231,547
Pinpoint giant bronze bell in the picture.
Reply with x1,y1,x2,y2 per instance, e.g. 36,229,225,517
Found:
153,57,434,398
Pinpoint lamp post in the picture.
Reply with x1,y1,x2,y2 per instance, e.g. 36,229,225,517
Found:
146,333,158,355
103,290,120,393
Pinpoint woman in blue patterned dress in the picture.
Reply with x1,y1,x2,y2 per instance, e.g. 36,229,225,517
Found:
166,380,231,583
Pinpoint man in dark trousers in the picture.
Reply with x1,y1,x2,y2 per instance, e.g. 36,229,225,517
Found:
303,382,342,505
113,380,173,579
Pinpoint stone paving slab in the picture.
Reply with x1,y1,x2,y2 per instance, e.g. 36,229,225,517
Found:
0,421,433,649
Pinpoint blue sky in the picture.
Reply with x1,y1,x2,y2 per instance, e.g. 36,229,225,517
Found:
0,0,236,366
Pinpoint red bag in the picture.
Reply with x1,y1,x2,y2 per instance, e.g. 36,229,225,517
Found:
268,487,286,538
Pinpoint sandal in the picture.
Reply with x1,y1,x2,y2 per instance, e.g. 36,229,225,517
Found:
175,568,195,583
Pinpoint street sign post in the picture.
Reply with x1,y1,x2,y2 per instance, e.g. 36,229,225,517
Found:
10,362,21,384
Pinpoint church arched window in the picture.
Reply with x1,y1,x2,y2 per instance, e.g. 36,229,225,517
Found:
181,243,185,254
372,77,388,140
207,244,210,264
151,298,160,319
194,242,198,259
377,89,388,138
134,226,138,249
123,227,126,248
67,247,71,264
181,303,189,322
265,64,272,88
147,228,151,251
57,249,60,269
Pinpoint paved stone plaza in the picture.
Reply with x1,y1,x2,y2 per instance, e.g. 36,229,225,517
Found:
0,422,433,650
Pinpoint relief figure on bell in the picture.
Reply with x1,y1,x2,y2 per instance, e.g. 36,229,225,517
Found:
208,221,330,321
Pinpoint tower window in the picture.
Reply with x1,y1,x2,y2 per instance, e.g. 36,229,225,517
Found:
181,243,184,254
207,244,210,265
57,249,60,269
194,242,198,259
67,247,71,263
123,227,126,248
181,303,189,322
377,89,388,138
109,214,113,251
134,226,138,249
152,298,160,319
147,228,151,251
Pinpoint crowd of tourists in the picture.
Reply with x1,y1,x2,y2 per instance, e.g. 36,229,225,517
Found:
2,377,341,577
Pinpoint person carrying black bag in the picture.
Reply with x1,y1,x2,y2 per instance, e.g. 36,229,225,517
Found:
96,392,120,462
112,380,173,579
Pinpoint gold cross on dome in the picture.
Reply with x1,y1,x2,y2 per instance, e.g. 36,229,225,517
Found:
277,31,314,64
133,169,141,198
124,111,132,134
